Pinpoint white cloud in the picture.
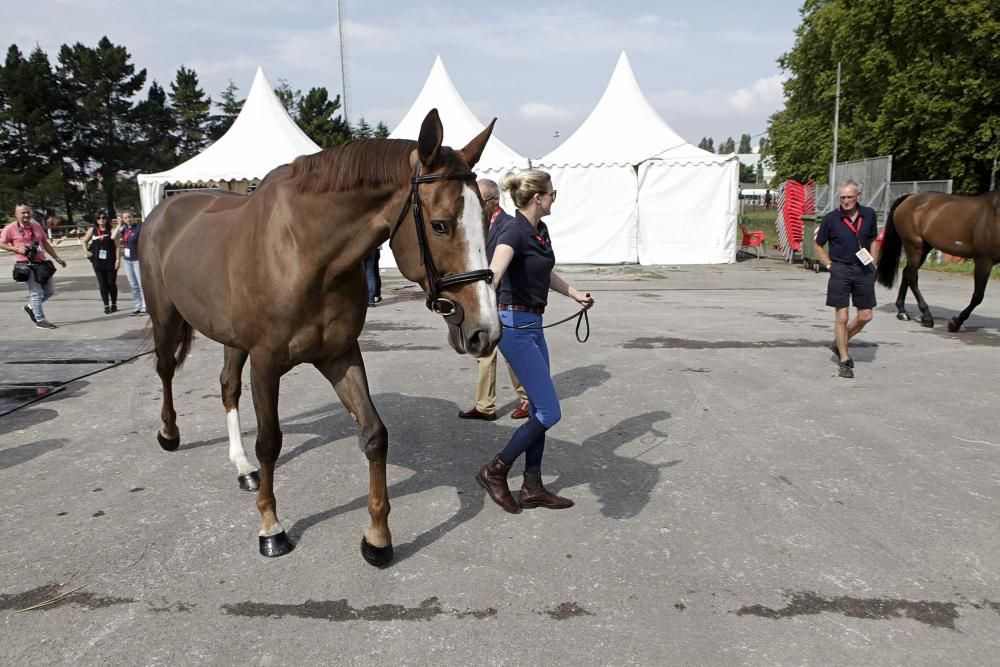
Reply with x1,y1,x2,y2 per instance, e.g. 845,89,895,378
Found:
728,74,785,112
517,103,576,123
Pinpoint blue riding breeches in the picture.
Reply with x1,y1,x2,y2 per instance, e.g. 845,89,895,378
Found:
497,310,562,472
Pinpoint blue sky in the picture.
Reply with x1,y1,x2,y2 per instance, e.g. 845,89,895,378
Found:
7,0,803,157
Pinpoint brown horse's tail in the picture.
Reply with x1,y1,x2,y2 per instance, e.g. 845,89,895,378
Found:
174,320,195,370
876,195,909,288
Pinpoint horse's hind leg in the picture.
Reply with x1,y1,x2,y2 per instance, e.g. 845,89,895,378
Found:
221,345,259,491
249,353,294,557
948,257,993,332
151,310,185,451
894,271,912,321
904,243,935,327
314,342,392,567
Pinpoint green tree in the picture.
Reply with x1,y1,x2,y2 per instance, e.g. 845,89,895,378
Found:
718,137,735,154
134,81,178,173
57,36,146,215
274,78,301,119
738,133,752,153
0,46,65,215
295,87,351,148
698,137,714,152
353,117,373,140
169,66,212,161
374,121,390,139
768,0,999,193
210,78,243,140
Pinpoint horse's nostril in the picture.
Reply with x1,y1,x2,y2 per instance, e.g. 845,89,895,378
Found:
468,330,491,356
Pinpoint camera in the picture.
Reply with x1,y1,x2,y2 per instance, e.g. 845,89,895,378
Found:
24,242,39,261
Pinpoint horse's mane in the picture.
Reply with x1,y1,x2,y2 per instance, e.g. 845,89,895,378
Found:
286,139,417,194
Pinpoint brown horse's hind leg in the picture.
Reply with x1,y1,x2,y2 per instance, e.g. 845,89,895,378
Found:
314,343,392,568
221,346,259,491
903,244,935,327
249,353,294,557
948,258,994,332
151,311,186,452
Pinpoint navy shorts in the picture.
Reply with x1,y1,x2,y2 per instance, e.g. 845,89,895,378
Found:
826,262,877,309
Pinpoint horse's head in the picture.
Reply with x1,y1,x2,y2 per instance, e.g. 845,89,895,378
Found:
390,109,501,358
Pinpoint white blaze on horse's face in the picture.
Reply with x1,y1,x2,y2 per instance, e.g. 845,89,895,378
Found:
460,183,500,338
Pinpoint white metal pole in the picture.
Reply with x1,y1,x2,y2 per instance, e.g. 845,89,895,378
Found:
337,0,350,127
830,62,841,211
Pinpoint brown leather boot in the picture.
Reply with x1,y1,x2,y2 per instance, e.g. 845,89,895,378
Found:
518,471,574,509
477,455,520,513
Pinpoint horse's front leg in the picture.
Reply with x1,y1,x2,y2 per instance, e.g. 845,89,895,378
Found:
314,342,392,567
249,353,294,557
220,345,259,491
948,257,993,332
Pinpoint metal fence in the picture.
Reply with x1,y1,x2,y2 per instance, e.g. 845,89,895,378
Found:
820,155,893,214
817,155,953,224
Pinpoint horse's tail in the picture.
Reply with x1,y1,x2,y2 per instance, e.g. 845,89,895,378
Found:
876,194,909,288
174,320,195,370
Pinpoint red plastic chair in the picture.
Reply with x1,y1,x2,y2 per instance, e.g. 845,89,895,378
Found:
741,225,766,258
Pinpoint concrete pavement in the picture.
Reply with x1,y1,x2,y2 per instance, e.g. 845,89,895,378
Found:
2,252,999,664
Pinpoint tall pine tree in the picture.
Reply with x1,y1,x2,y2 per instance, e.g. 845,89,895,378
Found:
210,78,243,140
57,37,146,216
170,66,211,161
134,81,178,173
296,87,351,148
0,46,65,215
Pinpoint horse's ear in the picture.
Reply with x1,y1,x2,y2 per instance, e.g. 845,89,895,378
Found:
417,109,443,168
459,118,496,170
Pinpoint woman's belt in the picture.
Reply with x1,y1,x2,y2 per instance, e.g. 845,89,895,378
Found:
498,303,545,314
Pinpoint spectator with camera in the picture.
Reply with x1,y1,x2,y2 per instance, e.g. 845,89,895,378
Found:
0,202,68,329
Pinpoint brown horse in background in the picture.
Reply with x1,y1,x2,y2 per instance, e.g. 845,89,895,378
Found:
876,191,1000,331
139,109,500,566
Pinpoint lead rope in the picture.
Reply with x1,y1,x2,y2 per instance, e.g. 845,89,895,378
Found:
501,306,591,343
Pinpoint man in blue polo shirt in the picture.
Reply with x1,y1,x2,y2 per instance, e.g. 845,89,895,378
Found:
815,180,880,379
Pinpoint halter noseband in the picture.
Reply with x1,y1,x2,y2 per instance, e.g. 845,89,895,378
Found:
389,161,494,316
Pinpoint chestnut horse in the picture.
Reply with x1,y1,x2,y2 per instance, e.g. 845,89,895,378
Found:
139,110,500,566
876,190,1000,331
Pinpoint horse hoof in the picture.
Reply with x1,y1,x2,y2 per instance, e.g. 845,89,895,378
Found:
896,312,911,321
947,319,961,333
259,531,295,557
361,536,394,568
238,470,260,492
920,320,934,328
157,432,180,452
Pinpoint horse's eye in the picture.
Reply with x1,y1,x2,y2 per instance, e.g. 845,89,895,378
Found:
430,220,449,235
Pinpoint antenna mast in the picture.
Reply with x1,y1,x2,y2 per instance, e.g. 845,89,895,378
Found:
337,0,351,126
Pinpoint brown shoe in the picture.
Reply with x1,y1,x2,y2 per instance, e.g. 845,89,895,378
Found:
459,406,498,421
477,455,520,513
518,471,574,510
510,400,530,420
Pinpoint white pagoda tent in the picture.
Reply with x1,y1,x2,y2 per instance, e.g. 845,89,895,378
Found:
137,67,321,218
536,52,739,264
389,56,527,177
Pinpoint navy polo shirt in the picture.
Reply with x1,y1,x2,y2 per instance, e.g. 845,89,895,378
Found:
816,205,878,265
495,211,555,308
486,209,515,261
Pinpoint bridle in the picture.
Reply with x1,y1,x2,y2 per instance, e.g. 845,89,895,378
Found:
389,161,494,316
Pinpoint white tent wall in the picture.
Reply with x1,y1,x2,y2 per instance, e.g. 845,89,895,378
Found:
542,164,638,263
637,158,739,265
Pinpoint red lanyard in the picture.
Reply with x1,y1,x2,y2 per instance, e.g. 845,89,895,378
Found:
840,211,864,247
